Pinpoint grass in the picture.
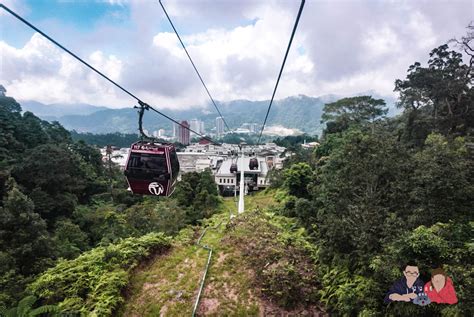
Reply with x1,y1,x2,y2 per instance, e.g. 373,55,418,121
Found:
120,190,292,316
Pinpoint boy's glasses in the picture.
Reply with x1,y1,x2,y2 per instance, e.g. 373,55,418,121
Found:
405,271,419,276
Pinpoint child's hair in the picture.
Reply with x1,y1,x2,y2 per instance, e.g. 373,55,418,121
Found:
431,267,446,277
403,262,418,270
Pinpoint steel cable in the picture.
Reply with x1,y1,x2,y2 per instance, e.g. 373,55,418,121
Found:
257,0,306,144
159,0,232,133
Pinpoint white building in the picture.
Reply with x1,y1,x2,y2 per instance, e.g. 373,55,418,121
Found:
100,147,130,170
189,118,205,136
214,157,270,196
216,117,225,137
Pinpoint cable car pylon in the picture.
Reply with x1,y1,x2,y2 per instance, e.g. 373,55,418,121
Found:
238,143,246,214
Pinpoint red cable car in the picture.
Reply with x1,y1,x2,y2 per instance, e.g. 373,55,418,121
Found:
124,141,180,196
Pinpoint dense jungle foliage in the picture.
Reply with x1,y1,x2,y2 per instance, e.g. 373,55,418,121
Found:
0,91,221,312
272,39,473,315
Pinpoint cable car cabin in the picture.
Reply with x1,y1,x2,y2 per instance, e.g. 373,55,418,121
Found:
249,158,259,170
230,163,238,173
124,141,180,196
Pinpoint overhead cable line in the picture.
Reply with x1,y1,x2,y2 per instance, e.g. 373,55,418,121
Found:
0,3,220,146
257,0,306,144
159,0,232,133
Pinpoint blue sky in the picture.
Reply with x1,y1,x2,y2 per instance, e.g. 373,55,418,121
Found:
1,0,472,109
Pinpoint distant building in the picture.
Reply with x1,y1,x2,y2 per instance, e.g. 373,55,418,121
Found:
189,119,199,136
301,141,320,149
172,122,179,138
178,120,190,145
215,157,270,196
242,122,258,133
200,121,205,134
216,117,224,137
100,147,130,170
158,129,165,137
234,128,251,134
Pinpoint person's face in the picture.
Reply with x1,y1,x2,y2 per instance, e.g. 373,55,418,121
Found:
403,265,419,282
432,274,446,291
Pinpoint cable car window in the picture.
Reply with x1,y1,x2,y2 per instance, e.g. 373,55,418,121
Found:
128,153,167,172
169,150,180,176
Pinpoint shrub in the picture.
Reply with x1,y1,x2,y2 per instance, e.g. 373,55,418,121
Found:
224,212,320,309
29,233,171,316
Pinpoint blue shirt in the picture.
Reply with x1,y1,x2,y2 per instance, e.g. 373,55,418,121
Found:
384,276,424,303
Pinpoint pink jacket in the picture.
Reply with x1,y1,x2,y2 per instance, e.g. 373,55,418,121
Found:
424,277,458,304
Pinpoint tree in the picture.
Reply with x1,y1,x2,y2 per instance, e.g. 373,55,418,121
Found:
53,219,90,259
395,44,473,144
174,170,220,224
12,144,89,220
0,187,54,276
283,162,313,198
321,96,388,135
0,92,24,167
409,134,473,224
306,129,411,266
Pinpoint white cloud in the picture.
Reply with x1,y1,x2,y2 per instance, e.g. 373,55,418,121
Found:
0,34,131,106
0,0,472,111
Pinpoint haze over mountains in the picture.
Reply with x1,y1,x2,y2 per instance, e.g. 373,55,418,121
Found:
19,93,397,135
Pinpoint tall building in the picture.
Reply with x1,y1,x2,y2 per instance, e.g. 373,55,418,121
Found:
178,120,190,145
189,119,200,136
216,117,224,137
189,119,205,135
200,121,205,134
172,122,179,139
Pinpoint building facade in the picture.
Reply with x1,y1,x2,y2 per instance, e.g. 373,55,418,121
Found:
216,117,224,137
178,120,190,145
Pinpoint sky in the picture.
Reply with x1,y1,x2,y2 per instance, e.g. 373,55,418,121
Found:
0,0,472,110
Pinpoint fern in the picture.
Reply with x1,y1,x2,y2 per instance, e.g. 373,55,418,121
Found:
3,295,59,317
29,305,60,316
29,233,171,316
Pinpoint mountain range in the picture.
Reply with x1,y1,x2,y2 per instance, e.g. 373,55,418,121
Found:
19,93,398,135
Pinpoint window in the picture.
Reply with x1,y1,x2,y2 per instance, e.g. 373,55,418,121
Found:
169,150,180,177
126,153,168,180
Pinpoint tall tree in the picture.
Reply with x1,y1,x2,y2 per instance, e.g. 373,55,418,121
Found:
12,144,89,220
0,187,54,276
321,96,388,135
395,44,473,144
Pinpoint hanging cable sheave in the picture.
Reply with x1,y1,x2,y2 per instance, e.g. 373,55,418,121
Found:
159,0,232,133
0,3,220,146
257,0,306,144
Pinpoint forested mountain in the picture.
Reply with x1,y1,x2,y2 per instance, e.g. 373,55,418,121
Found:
19,100,108,120
20,94,396,135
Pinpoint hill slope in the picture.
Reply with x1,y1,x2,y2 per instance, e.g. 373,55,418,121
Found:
120,193,326,316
